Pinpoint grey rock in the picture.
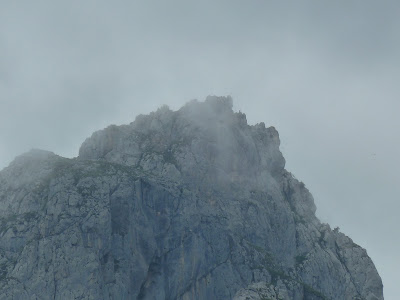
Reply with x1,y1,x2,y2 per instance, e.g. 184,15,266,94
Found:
0,97,383,299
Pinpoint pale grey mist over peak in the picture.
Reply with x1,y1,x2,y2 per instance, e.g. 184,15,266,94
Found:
1,1,399,298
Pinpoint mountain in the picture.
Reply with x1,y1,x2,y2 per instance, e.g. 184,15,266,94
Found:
0,96,383,299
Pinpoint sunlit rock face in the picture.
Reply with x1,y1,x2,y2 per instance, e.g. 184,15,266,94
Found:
0,97,383,300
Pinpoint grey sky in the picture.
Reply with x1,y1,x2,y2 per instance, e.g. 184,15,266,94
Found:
1,1,399,298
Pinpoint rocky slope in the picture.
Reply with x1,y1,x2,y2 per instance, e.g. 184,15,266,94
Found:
0,96,383,299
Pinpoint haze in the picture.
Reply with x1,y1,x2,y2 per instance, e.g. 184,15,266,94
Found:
0,1,399,298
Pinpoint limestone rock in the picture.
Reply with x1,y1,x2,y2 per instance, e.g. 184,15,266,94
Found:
0,97,383,299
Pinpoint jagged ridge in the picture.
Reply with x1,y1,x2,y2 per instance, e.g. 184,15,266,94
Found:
0,96,383,299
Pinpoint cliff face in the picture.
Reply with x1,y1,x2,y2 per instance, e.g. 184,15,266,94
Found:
0,96,383,300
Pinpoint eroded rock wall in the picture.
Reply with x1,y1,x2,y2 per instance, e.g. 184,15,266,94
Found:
0,97,383,299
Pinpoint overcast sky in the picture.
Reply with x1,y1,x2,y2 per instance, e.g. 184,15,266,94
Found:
1,1,399,298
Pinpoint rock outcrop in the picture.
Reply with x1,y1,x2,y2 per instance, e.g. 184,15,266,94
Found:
0,96,383,299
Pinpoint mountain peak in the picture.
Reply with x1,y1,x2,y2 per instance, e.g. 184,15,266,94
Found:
79,97,285,188
0,97,383,300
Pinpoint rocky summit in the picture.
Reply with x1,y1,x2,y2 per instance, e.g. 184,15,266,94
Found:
0,96,383,300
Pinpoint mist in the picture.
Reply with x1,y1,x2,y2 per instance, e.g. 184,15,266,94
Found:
1,1,399,298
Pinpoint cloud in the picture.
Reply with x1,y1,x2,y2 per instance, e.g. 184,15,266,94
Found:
0,1,399,297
